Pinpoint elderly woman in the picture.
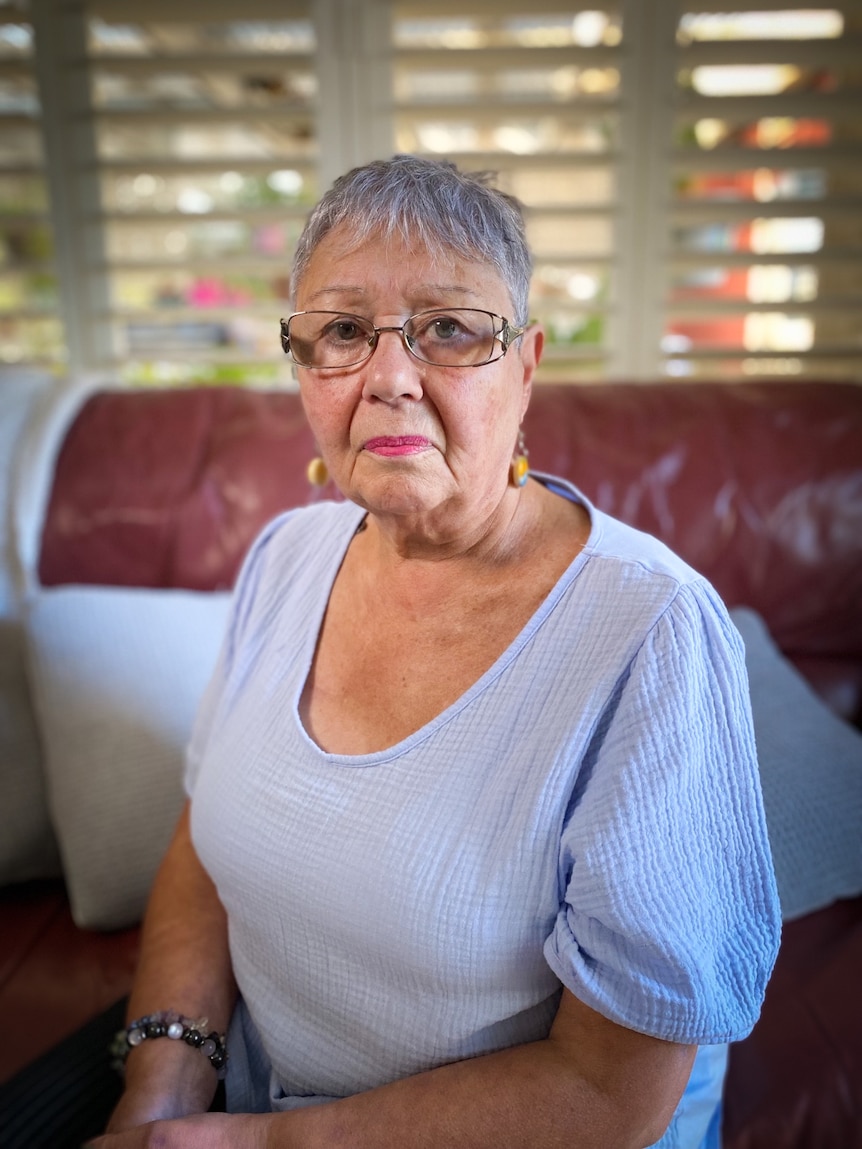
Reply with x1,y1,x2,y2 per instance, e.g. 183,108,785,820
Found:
91,156,779,1149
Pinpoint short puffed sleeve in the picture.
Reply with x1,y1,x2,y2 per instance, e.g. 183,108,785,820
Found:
544,583,781,1044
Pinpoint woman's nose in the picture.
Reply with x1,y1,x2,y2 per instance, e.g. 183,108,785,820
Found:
361,328,424,401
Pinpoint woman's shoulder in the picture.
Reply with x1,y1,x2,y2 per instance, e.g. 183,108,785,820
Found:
225,500,364,631
589,517,701,591
534,476,737,668
243,499,364,575
536,473,701,586
535,475,708,612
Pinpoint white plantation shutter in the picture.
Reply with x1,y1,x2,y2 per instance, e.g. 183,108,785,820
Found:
0,0,65,367
661,2,862,380
392,1,624,381
33,0,318,386
7,0,862,383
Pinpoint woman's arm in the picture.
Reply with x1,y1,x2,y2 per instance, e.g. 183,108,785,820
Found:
257,986,695,1149
90,988,695,1149
105,800,237,1132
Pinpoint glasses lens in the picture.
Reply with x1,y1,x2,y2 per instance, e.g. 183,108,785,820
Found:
405,309,497,366
287,313,375,368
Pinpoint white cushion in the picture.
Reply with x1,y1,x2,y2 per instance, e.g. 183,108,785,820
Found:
0,368,54,617
0,370,63,884
11,373,108,604
731,607,862,921
0,620,61,882
0,372,109,886
25,586,230,929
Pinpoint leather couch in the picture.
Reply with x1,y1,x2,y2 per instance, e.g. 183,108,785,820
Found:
2,381,860,1148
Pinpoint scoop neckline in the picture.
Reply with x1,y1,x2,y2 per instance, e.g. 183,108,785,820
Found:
293,475,601,766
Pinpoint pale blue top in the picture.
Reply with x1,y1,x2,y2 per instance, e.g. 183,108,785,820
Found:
186,477,780,1145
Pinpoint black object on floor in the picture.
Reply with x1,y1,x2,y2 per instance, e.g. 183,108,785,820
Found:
0,997,127,1149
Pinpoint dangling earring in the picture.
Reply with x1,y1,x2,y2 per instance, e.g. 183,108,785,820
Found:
509,428,529,488
307,456,329,487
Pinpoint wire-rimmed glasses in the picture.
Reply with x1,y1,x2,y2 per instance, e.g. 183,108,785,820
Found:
280,308,525,370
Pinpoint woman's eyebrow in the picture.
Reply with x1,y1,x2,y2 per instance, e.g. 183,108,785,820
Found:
304,284,367,304
305,284,481,305
415,285,481,301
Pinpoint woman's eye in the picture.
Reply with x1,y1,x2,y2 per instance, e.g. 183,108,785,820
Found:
430,317,464,340
327,319,363,342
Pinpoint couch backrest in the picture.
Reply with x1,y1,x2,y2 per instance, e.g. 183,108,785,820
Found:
38,388,316,593
38,382,861,680
524,383,861,669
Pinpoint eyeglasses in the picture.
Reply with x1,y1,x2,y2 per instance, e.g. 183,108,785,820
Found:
279,308,525,370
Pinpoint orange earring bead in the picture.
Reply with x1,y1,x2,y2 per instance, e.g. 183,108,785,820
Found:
307,457,329,487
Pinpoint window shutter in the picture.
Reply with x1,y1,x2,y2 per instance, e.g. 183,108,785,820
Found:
39,0,317,385
664,3,862,380
10,1,862,384
392,1,624,381
0,0,65,368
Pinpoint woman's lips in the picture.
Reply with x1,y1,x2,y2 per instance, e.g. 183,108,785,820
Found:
363,436,431,457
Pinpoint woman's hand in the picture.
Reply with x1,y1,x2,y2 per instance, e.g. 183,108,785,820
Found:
103,1035,222,1134
85,1113,268,1149
102,1092,199,1135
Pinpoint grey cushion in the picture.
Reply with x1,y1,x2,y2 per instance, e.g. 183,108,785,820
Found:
25,586,230,929
731,606,862,921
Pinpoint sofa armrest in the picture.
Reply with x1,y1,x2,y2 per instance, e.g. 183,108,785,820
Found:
724,895,862,1149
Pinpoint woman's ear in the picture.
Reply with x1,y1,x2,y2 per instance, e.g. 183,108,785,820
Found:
518,323,544,420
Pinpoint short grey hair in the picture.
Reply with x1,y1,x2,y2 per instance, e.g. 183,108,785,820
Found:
290,155,532,326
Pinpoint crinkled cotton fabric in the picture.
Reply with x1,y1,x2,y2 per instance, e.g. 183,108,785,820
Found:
185,477,780,1134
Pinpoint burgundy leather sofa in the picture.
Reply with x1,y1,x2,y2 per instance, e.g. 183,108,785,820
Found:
2,381,860,1147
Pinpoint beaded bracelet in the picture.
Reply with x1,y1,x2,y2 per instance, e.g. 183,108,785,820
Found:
111,1010,228,1078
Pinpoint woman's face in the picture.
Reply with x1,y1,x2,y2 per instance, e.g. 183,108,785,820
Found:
293,225,543,536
